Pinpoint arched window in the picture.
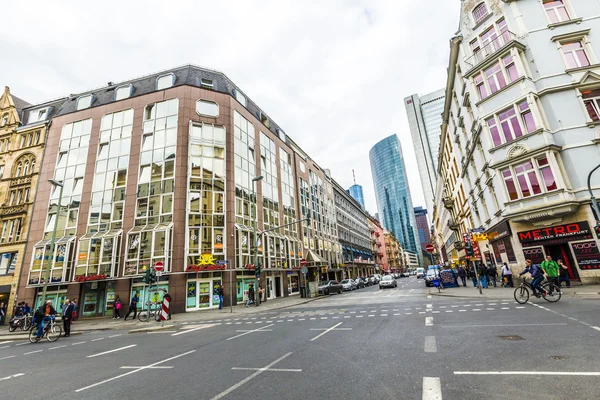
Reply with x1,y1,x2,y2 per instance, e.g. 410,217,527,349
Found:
472,2,488,24
30,160,35,173
23,161,30,176
16,162,22,177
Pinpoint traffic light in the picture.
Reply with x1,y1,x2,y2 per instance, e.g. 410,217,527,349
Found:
142,268,151,284
255,264,262,276
465,241,474,257
149,269,157,284
595,224,600,239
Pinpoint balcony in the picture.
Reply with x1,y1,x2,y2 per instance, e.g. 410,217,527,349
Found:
454,241,465,250
443,197,454,209
447,219,460,231
464,31,521,71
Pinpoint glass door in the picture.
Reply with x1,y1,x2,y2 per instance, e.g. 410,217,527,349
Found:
198,282,210,308
212,279,222,308
187,281,197,309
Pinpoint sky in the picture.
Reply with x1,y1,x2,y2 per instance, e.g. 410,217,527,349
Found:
1,0,460,217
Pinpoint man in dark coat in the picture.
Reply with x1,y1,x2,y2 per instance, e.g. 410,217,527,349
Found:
457,266,467,287
62,299,73,337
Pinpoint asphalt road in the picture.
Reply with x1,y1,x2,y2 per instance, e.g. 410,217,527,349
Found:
1,277,600,399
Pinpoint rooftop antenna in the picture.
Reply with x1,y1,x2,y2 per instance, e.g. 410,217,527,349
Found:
352,169,356,185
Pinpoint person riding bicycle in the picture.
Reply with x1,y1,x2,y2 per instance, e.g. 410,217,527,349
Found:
34,300,57,341
519,259,545,297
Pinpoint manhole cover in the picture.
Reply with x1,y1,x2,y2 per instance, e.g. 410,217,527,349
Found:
498,335,525,341
551,356,567,360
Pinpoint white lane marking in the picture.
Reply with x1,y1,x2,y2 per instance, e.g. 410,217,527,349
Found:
486,308,495,311
516,307,525,309
445,311,453,313
299,318,305,321
231,367,302,372
23,350,43,355
393,313,400,316
235,329,273,333
501,307,510,310
442,323,567,328
210,352,293,400
0,345,10,349
72,341,86,346
432,311,440,314
592,327,600,332
91,338,105,342
427,295,432,299
109,334,122,338
0,355,15,360
439,306,446,309
426,304,433,309
87,344,137,358
76,350,196,392
0,341,14,345
49,345,66,350
226,324,274,341
120,366,173,369
425,317,434,326
0,373,24,382
473,309,481,311
422,377,442,400
172,324,217,336
15,343,29,346
344,316,351,319
406,313,412,315
458,310,467,312
310,322,344,342
454,371,600,376
424,336,437,353
368,315,375,317
419,312,426,315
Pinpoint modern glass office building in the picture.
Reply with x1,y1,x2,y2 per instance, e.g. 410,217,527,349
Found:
347,184,365,209
369,134,420,260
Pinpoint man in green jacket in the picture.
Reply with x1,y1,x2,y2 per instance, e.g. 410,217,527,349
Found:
541,255,560,290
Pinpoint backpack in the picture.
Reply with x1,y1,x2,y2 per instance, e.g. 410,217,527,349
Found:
531,264,544,277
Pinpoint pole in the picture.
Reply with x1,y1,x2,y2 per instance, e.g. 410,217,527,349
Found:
252,180,259,308
41,182,64,305
229,259,233,314
588,163,600,222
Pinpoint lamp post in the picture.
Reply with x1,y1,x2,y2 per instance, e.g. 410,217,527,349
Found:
251,175,263,307
588,163,600,223
40,179,64,305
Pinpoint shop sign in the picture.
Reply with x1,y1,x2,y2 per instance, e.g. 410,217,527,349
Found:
74,273,108,282
518,221,592,245
522,246,545,264
486,221,511,242
571,241,600,269
186,253,226,272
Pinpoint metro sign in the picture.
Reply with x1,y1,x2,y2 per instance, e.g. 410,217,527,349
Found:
517,221,591,244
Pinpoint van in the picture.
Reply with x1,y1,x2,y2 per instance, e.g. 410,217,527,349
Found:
416,268,425,279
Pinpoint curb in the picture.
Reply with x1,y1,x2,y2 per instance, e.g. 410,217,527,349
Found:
128,324,175,334
0,331,84,341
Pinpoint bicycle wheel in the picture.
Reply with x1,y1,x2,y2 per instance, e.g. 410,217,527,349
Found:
29,326,39,343
137,311,148,322
154,309,162,322
22,318,32,331
47,324,62,342
542,283,562,303
514,286,529,304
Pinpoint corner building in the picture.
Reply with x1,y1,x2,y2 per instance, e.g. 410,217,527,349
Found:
17,65,342,315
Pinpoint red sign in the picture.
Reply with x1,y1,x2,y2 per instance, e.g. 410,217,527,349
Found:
571,241,600,269
518,222,592,245
154,261,164,272
300,258,307,266
185,264,226,272
425,244,435,253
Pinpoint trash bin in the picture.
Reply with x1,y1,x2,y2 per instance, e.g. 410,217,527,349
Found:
300,286,306,298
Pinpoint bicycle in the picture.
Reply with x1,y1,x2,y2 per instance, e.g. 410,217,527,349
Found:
28,315,62,343
514,278,561,304
137,301,161,322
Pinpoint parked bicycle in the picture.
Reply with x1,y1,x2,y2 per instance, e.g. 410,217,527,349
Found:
514,278,561,304
138,301,161,322
8,313,32,332
28,315,62,343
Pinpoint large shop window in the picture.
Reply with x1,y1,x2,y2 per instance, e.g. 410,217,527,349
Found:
501,155,558,201
28,236,76,285
0,252,17,275
75,229,122,280
125,223,172,276
486,100,538,147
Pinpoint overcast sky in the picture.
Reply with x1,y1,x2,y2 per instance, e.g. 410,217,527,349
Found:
1,0,460,217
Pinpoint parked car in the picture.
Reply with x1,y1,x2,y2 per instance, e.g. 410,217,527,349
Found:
340,279,356,291
318,280,343,295
424,270,439,287
373,274,382,283
402,271,410,277
364,277,373,286
354,278,365,289
379,275,397,289
416,268,425,279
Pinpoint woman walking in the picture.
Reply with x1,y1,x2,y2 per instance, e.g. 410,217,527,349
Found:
501,263,513,288
113,296,122,319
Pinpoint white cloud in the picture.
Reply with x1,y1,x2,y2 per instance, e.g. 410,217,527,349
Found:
1,0,460,217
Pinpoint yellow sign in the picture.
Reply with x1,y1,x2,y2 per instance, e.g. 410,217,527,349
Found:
197,253,216,265
472,233,488,241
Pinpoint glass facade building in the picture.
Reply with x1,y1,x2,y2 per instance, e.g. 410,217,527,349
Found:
347,184,365,209
369,134,420,261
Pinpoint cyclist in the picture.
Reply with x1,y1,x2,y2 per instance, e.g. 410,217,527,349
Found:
519,259,545,297
34,300,57,341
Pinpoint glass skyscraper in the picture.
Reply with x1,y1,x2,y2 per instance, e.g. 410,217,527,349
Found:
369,135,420,260
404,89,445,217
347,184,365,209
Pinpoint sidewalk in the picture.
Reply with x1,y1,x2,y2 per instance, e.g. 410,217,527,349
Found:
0,294,321,341
428,283,600,299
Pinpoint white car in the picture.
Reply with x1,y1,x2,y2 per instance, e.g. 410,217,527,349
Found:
379,275,397,289
416,268,425,279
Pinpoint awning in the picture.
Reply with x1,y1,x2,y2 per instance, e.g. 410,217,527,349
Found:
306,249,327,264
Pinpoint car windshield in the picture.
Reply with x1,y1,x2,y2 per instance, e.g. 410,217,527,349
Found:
320,281,330,286
382,276,393,281
427,271,436,277
341,280,350,284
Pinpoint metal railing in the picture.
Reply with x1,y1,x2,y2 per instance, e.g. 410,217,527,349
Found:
464,31,516,68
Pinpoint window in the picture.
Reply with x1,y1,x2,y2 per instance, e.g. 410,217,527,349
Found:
38,109,47,120
501,156,558,200
544,0,570,24
115,84,132,101
562,41,590,69
76,95,93,110
156,74,175,90
486,100,537,147
0,252,18,275
472,3,488,24
0,165,3,179
19,135,25,149
582,89,600,122
485,63,506,94
195,99,219,117
0,113,8,126
473,55,520,100
200,78,214,88
34,131,40,144
234,89,247,107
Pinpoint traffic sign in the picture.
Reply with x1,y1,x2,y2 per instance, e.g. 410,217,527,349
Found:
471,227,485,233
216,260,229,266
300,258,307,266
301,266,308,274
425,244,435,253
154,261,164,272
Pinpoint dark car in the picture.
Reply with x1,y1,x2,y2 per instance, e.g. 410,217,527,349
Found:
318,280,343,295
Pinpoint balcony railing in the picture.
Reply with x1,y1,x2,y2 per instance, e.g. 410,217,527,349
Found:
447,219,460,231
443,197,454,209
464,31,516,69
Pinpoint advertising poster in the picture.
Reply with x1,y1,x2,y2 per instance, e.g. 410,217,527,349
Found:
571,241,600,269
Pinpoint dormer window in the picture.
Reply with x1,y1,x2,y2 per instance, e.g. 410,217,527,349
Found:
472,3,488,24
234,88,247,107
156,73,175,90
76,95,93,110
27,108,49,124
115,84,133,101
200,78,214,88
1,113,8,127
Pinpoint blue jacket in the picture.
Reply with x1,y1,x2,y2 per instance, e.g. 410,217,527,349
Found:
520,264,543,277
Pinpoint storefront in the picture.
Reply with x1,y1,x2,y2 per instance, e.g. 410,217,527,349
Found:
265,270,284,300
81,281,109,317
131,279,170,311
34,286,68,312
515,221,600,282
485,221,517,266
236,272,256,304
287,271,300,295
186,273,222,311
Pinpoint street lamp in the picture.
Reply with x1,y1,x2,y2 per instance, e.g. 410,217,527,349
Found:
40,179,64,305
251,175,263,307
588,163,600,223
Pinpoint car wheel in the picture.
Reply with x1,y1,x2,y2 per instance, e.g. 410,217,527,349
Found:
325,289,329,296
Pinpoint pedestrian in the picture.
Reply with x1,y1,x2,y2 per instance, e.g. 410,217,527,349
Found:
23,303,31,315
217,285,224,310
246,284,255,307
558,259,570,289
468,266,478,287
0,302,5,325
13,302,25,317
501,263,514,288
71,299,78,321
457,266,467,287
62,298,73,337
541,255,560,289
478,263,488,288
113,296,122,319
124,292,140,321
487,264,498,287
258,284,263,305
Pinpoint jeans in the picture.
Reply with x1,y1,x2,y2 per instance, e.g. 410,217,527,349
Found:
471,277,478,287
531,276,544,294
489,276,497,287
480,275,488,288
37,316,51,338
547,276,560,289
559,275,570,288
459,276,466,287
246,298,254,306
218,295,223,309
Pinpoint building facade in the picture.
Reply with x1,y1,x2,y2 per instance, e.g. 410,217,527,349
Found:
414,206,432,262
404,89,445,217
369,134,421,261
433,0,600,283
15,65,358,315
347,184,365,209
384,231,403,272
367,216,388,274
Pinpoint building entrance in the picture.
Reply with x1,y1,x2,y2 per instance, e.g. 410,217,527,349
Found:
544,244,580,281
